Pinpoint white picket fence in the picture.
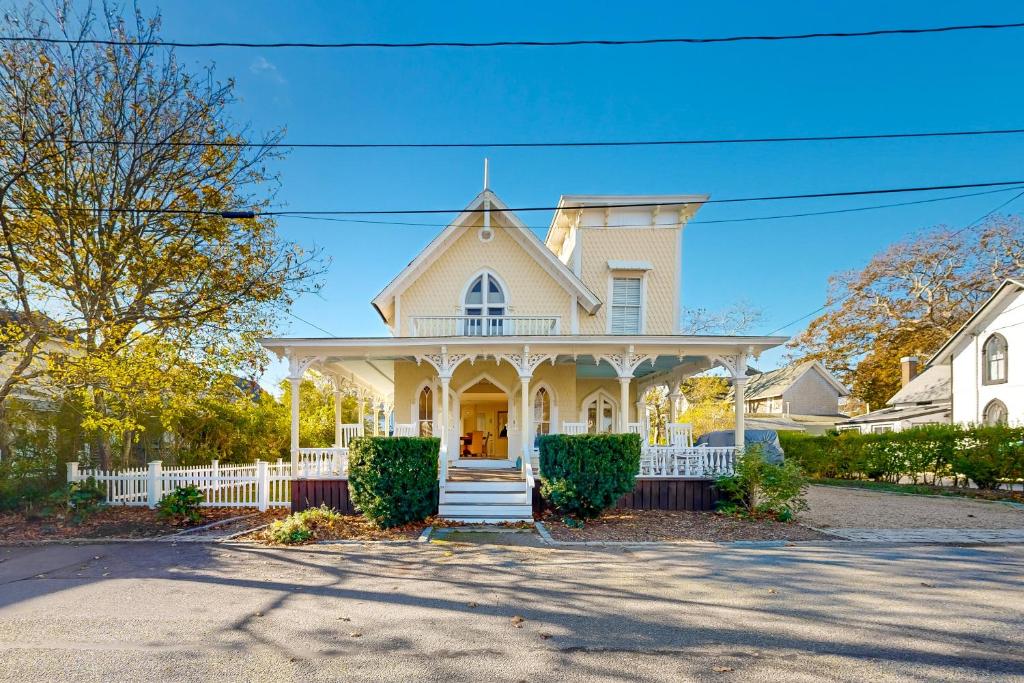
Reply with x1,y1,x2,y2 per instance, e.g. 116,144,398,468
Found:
67,459,292,511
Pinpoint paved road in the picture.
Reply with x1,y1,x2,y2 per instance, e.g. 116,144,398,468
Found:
1,539,1023,681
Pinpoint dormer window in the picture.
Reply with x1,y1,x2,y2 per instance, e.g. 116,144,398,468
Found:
983,333,1007,385
464,271,505,335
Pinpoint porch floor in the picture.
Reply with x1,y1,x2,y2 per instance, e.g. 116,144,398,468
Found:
447,468,525,483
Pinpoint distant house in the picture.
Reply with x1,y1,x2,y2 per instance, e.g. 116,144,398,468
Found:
836,357,951,434
930,278,1023,426
727,360,850,434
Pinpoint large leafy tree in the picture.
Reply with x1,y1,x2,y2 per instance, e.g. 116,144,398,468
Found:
0,2,322,465
790,218,1024,407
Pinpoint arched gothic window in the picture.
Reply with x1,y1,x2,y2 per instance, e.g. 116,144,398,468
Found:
417,385,433,436
464,272,506,335
983,334,1008,385
983,399,1008,426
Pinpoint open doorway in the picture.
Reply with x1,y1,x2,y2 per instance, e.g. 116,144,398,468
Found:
458,377,510,460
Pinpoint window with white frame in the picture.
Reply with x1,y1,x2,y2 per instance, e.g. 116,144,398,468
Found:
983,333,1008,385
610,277,642,334
583,393,618,433
417,385,433,437
871,424,893,434
533,387,551,436
464,272,506,335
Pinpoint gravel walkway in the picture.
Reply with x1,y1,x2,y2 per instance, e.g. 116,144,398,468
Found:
802,485,1024,530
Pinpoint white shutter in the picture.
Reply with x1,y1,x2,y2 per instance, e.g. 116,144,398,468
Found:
610,278,642,333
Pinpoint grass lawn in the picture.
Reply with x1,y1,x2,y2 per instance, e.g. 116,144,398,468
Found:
812,478,1024,503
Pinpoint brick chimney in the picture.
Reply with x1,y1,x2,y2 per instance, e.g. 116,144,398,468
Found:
900,356,919,387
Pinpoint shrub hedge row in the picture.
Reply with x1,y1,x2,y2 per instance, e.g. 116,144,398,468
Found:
778,425,1024,489
348,436,439,528
537,433,642,518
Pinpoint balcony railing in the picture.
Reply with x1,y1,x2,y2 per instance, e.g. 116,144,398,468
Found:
411,315,561,337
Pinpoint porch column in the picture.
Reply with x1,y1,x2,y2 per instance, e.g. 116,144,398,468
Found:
618,377,631,433
333,388,343,448
290,377,301,476
669,388,682,423
733,377,748,451
520,375,532,460
440,376,451,486
357,389,365,435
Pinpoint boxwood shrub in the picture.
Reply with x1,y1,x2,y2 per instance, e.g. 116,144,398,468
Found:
537,433,642,519
348,436,439,528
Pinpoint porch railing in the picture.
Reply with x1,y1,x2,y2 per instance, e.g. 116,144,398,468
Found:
639,446,737,478
411,315,560,337
298,447,348,478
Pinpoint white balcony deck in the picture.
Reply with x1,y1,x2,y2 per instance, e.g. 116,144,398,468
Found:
411,315,560,337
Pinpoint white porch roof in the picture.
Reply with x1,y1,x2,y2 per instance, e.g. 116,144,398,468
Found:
260,334,789,396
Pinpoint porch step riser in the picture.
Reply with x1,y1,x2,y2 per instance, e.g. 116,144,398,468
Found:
445,481,526,492
442,517,533,524
452,460,516,469
442,492,529,504
438,503,533,517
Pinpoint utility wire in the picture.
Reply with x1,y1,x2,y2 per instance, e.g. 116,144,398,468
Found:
281,184,1024,230
4,20,1024,49
764,188,1024,336
10,179,1022,217
6,126,1024,150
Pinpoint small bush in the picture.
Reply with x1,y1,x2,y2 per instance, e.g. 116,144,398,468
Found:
538,433,642,519
266,505,343,545
157,486,205,524
47,477,106,523
348,436,439,528
951,425,1024,490
716,447,808,521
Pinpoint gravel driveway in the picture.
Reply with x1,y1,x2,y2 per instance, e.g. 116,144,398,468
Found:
802,485,1024,529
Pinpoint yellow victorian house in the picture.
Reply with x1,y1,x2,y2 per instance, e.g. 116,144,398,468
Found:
261,182,786,521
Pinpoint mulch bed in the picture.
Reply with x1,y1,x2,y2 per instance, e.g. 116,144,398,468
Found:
541,509,832,543
242,514,430,544
0,506,261,542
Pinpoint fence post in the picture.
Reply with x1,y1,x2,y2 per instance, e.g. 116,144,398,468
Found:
256,460,269,512
66,461,79,484
147,460,163,509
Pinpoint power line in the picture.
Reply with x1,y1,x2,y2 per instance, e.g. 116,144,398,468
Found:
282,184,1024,230
4,20,1024,49
7,126,1024,150
9,179,1024,217
764,189,1024,336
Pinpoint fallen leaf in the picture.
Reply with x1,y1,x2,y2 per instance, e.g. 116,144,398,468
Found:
539,632,551,640
767,589,777,594
921,582,935,588
443,551,454,557
466,601,478,608
713,667,734,673
338,616,351,621
255,612,263,617
511,615,525,628
349,631,362,637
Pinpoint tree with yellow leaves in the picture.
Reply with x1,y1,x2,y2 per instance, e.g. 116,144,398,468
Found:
790,219,1023,407
0,2,323,466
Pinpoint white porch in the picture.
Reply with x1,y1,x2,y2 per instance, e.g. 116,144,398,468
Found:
265,334,787,521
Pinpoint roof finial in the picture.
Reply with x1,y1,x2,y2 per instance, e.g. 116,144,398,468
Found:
483,157,489,190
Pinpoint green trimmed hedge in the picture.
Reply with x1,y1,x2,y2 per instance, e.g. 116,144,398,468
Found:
348,436,439,528
537,433,642,519
779,424,1024,489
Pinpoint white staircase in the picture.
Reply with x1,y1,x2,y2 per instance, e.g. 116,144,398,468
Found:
439,468,533,523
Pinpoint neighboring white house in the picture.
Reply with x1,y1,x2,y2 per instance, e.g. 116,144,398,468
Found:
930,278,1023,426
835,357,951,434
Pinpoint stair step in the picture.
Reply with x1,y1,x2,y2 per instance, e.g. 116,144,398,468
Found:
443,516,534,524
439,503,533,517
452,460,516,469
446,481,526,492
442,491,529,504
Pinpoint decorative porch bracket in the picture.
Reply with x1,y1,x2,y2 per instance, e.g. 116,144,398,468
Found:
711,349,751,450
414,347,478,492
598,348,655,433
495,346,555,463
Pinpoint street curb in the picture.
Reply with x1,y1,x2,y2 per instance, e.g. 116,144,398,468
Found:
169,513,260,537
417,526,433,543
534,521,554,544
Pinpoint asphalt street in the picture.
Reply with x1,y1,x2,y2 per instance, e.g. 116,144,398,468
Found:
0,539,1022,681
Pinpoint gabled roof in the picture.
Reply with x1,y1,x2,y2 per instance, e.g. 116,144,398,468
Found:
731,360,849,401
886,364,950,406
837,403,950,426
371,190,602,325
929,278,1024,364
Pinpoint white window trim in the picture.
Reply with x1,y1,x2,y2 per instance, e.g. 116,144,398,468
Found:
460,268,511,317
578,387,620,432
411,380,437,436
530,381,559,436
606,272,647,334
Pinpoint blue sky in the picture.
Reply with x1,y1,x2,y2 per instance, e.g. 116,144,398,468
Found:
120,2,1024,384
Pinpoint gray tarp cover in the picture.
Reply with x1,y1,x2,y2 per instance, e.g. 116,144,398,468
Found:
694,430,784,463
